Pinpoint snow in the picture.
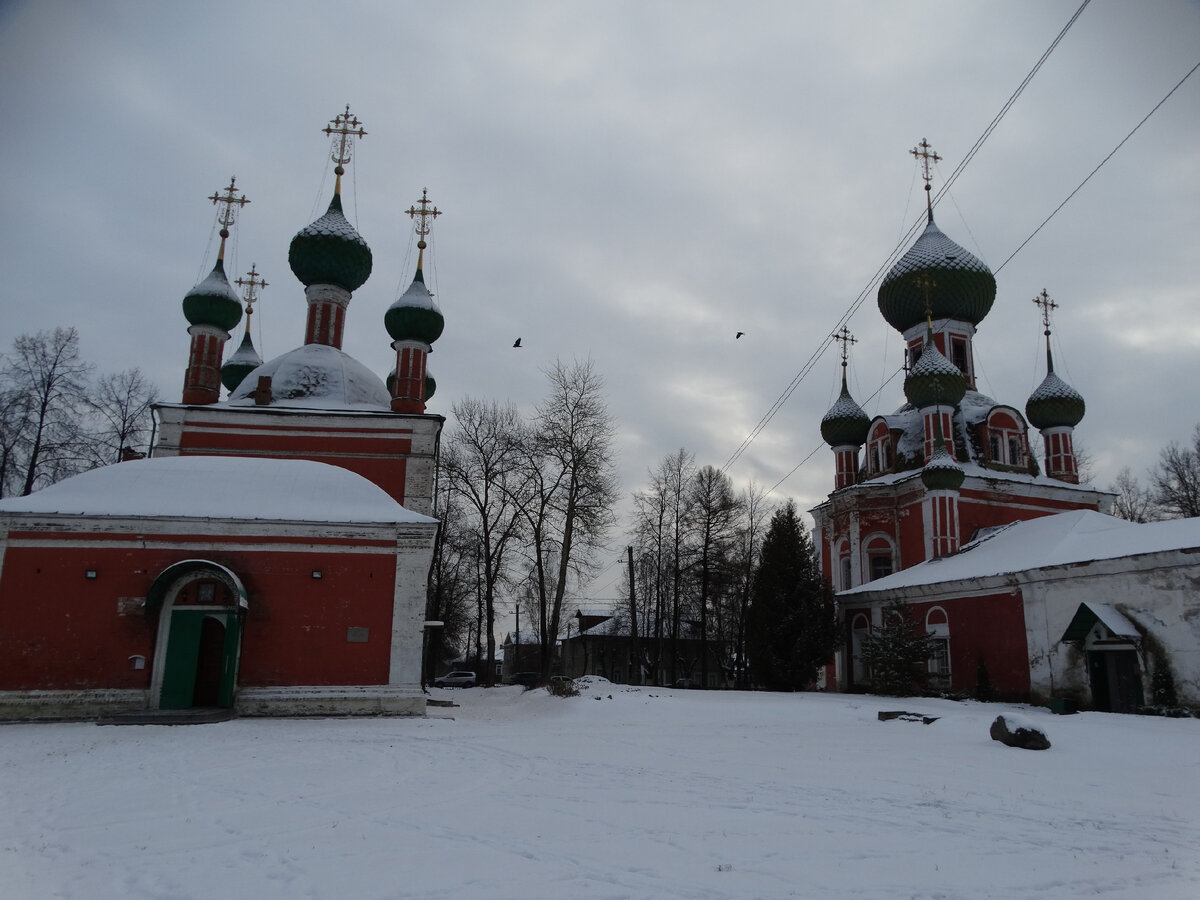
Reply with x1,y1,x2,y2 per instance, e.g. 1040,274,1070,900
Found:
228,343,392,410
1,687,1196,899
841,510,1200,594
0,456,434,524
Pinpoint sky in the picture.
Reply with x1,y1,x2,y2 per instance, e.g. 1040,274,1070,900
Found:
1,1,1197,590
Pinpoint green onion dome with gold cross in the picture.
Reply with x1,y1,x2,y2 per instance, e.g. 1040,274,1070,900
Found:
385,188,445,345
288,106,373,292
221,264,267,392
905,324,966,410
1025,290,1085,429
183,178,246,332
821,327,870,447
877,140,995,334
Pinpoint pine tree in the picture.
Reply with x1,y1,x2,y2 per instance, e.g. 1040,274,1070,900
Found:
745,500,838,690
860,599,938,696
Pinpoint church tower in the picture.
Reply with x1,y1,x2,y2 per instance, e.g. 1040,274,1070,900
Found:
180,179,247,404
1026,290,1086,483
809,139,1112,655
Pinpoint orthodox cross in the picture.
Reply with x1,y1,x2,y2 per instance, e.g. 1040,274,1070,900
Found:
235,263,268,323
208,177,249,255
323,105,367,190
910,138,941,214
832,326,857,372
406,188,442,246
1033,288,1058,337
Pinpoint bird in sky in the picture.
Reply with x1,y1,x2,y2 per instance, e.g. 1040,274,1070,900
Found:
513,338,522,348
736,332,745,339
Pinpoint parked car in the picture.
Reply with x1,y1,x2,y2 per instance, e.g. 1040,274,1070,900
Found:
574,674,612,687
433,670,477,688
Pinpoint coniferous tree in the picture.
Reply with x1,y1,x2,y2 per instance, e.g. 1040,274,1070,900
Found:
745,500,838,690
860,599,938,696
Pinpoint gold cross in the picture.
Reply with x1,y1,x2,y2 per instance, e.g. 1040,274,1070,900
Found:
831,326,857,368
407,188,442,239
913,271,938,328
323,104,367,168
1033,288,1058,335
208,176,250,234
910,138,941,187
235,263,268,318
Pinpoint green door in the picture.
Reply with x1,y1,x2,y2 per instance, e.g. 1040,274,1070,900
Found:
159,610,241,709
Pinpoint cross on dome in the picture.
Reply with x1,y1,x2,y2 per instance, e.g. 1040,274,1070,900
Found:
1033,288,1059,337
832,326,857,370
323,105,367,192
208,176,250,257
235,263,268,321
910,138,942,217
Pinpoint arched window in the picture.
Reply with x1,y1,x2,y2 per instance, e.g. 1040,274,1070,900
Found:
837,540,852,590
862,534,896,582
851,613,871,685
925,606,950,682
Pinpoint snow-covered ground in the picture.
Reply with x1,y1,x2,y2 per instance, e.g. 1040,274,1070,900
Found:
2,686,1197,899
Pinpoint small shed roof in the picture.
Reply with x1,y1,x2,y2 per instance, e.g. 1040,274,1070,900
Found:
1060,602,1141,643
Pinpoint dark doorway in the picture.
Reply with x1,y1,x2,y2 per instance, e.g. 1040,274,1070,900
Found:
193,617,227,707
1088,650,1144,713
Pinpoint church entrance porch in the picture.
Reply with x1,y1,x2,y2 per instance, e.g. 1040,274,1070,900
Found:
147,561,248,710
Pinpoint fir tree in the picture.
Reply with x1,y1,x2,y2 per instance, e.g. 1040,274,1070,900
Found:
745,500,839,690
860,599,938,696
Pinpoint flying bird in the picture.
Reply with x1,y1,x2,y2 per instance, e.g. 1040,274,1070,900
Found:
736,332,745,339
513,338,522,348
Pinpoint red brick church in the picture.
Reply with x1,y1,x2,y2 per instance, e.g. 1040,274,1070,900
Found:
810,141,1114,698
0,109,447,719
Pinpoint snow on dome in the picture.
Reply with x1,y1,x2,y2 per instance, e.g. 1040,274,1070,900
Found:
1026,371,1086,429
0,456,434,524
385,275,444,345
228,343,391,410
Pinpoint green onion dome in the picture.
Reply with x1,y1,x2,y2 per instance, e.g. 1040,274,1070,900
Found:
821,373,870,447
385,269,444,344
288,193,372,292
221,330,264,393
1026,368,1085,429
904,338,966,410
182,259,242,332
878,216,995,334
921,440,965,491
424,371,436,401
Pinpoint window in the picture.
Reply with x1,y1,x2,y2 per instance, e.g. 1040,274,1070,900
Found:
838,541,852,590
925,607,951,682
1008,436,1022,467
989,434,1002,463
870,554,893,581
950,338,968,376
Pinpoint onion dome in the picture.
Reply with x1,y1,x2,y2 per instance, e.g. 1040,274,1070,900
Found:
904,335,966,409
182,259,242,331
878,217,996,334
221,330,264,392
921,438,965,491
424,372,436,401
1026,355,1085,429
385,267,444,344
288,193,372,292
228,344,390,409
821,372,870,447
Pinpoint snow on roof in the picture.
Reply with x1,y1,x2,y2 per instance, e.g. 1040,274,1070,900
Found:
0,456,436,524
227,343,391,411
840,510,1200,595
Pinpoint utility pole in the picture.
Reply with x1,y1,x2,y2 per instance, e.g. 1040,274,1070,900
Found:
627,546,640,685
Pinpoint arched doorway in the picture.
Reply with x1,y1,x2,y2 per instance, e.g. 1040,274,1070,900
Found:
146,561,248,710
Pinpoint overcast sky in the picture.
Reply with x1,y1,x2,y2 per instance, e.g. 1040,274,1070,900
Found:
2,1,1197,596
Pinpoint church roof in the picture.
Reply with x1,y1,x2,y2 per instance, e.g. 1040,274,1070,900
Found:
228,343,391,411
840,511,1200,595
0,456,434,524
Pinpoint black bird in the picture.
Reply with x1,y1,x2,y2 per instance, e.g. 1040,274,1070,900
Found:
513,338,522,348
736,332,745,339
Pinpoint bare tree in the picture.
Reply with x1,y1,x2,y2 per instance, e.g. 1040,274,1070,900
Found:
87,367,160,464
441,397,528,684
1151,424,1200,519
0,383,31,498
1109,466,1158,523
426,477,481,681
534,359,619,682
732,481,772,687
3,328,92,496
688,465,742,688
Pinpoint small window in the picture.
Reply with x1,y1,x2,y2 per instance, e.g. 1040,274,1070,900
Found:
869,554,893,581
989,434,1002,463
196,582,215,604
950,339,968,375
929,639,950,676
840,556,852,591
1008,436,1021,466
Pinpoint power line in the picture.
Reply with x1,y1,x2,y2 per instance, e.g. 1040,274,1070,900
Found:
722,0,1092,477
